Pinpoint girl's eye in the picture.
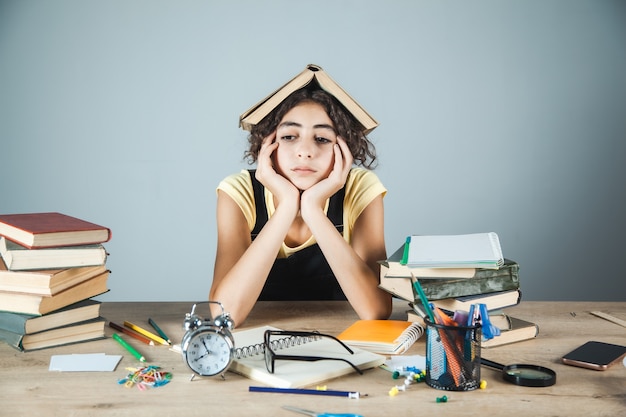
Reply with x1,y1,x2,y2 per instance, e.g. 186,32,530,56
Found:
280,135,296,141
315,136,332,144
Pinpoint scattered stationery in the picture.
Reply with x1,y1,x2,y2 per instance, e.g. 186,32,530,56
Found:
0,212,111,249
384,354,426,372
49,353,122,372
229,325,385,388
403,232,504,269
123,321,169,346
337,320,423,355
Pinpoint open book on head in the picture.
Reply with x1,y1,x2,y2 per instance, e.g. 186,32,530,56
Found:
403,232,504,269
229,325,385,388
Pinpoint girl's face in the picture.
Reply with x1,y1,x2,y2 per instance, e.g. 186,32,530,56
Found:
273,101,338,191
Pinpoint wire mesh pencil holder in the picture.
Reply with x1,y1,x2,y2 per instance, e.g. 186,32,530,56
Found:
425,318,482,391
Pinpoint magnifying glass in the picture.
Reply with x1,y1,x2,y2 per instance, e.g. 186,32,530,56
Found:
481,358,557,387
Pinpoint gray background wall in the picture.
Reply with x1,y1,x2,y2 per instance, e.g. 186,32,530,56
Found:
1,1,624,303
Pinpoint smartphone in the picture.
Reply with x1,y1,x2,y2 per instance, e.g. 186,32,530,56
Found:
561,341,626,371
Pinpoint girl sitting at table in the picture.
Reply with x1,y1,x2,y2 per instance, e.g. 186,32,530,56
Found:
209,66,392,325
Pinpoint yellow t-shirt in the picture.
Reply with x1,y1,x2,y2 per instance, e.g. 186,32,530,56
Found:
216,167,387,258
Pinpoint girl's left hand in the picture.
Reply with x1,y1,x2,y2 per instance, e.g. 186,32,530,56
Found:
300,137,353,216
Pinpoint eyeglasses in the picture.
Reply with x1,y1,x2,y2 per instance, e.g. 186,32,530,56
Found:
263,330,363,375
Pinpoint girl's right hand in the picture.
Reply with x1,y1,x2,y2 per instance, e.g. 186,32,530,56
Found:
255,132,300,211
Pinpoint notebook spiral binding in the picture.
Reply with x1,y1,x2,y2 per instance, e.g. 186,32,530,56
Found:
233,333,322,359
402,323,425,348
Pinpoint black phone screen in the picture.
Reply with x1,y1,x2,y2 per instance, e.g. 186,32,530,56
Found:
562,341,626,370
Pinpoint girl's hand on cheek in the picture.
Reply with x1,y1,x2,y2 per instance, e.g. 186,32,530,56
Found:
301,137,353,217
255,132,300,210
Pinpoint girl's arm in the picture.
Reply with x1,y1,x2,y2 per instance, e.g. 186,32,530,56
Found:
209,189,298,325
210,134,300,325
300,140,392,319
303,193,392,320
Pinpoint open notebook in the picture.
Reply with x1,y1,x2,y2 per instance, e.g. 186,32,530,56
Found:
229,325,385,388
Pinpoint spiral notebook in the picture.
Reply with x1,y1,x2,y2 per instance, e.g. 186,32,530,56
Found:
337,320,424,355
229,325,385,388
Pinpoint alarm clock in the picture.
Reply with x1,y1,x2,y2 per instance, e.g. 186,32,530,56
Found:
181,301,235,377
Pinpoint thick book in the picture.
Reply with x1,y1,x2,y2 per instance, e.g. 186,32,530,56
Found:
379,260,519,302
0,299,101,334
481,315,539,348
337,320,424,355
404,232,504,269
432,289,521,313
230,325,385,388
0,256,107,296
381,244,477,279
0,317,106,351
0,270,109,315
0,237,107,271
239,64,378,134
0,212,111,249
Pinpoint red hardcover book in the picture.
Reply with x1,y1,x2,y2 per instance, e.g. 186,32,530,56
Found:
0,212,111,249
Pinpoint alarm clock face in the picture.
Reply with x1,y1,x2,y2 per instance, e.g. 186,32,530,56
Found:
184,329,234,376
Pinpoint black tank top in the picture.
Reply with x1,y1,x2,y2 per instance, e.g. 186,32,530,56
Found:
249,170,347,301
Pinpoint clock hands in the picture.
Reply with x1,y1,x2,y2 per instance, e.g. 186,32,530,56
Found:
192,337,213,362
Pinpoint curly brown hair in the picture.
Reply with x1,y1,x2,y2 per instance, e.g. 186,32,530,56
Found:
244,88,378,169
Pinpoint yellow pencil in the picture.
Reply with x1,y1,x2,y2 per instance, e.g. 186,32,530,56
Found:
123,321,169,346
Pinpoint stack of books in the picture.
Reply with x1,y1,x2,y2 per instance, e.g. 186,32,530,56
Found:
0,212,112,351
379,233,538,348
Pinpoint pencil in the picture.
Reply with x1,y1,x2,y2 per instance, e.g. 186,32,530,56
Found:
250,386,365,399
112,333,146,362
148,318,172,345
123,321,169,346
109,321,155,346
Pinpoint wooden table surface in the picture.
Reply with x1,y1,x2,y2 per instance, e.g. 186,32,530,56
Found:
1,300,625,416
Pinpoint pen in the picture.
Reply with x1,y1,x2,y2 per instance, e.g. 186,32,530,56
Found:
148,318,172,345
410,273,435,322
112,333,146,362
249,386,366,399
109,321,155,345
124,321,169,346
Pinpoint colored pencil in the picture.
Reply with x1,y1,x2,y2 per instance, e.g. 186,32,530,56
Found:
124,321,169,346
112,333,146,362
109,321,155,345
148,318,172,345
